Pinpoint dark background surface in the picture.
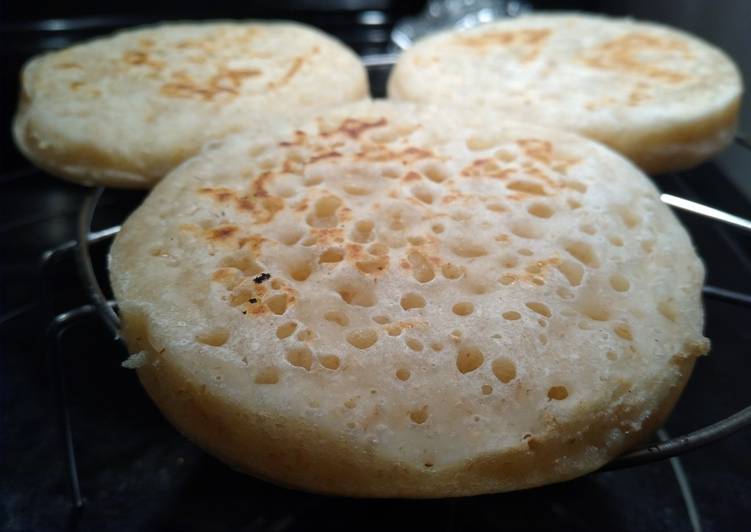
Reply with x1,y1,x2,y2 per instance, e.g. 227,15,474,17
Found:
1,1,750,531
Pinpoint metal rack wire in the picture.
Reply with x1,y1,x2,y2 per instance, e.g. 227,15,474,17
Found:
36,55,751,510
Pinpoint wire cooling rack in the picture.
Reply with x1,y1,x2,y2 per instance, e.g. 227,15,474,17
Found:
39,55,751,509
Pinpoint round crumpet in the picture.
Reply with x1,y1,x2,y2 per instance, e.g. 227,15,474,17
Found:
13,22,368,188
388,13,742,175
110,100,709,497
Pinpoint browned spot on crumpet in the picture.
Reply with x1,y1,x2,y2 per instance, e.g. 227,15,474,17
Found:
457,29,551,61
212,68,262,89
237,234,265,254
461,158,514,179
160,82,224,100
309,151,342,163
267,57,304,89
517,139,553,165
582,32,691,83
403,171,422,182
212,268,240,285
324,117,388,140
56,62,82,69
357,145,434,164
278,130,307,147
206,225,239,241
122,50,165,71
199,186,237,202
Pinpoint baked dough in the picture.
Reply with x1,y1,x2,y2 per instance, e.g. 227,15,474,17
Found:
388,13,742,174
110,100,708,496
13,21,368,187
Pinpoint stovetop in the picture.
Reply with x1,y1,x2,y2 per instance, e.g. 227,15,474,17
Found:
2,5,751,532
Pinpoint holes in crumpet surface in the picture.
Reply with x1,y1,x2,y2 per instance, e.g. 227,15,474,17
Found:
525,302,551,317
396,368,411,381
265,294,288,315
277,227,303,246
451,241,487,258
503,311,521,321
319,354,341,370
372,315,391,324
658,300,678,322
352,220,375,243
255,367,280,384
581,301,610,322
324,311,349,327
276,322,297,339
288,260,313,282
196,328,230,347
564,180,587,193
492,357,517,383
614,324,633,340
456,345,484,374
500,255,519,268
409,405,429,424
619,207,641,228
356,257,388,274
219,251,263,276
557,260,583,287
547,386,569,400
406,338,424,351
303,175,323,187
346,328,378,349
507,181,546,195
565,241,598,267
408,251,435,283
481,384,493,395
466,135,498,151
320,248,344,263
528,203,554,219
609,235,624,247
441,263,464,280
580,224,596,235
452,302,474,316
412,186,434,204
368,243,389,256
337,281,376,307
511,221,541,240
422,164,448,183
401,293,426,310
609,274,630,292
381,166,401,179
286,347,313,370
431,223,445,234
307,195,342,227
343,184,371,196
315,195,342,217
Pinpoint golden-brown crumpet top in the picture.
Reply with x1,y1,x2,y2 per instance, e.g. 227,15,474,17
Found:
388,13,743,174
13,21,368,188
110,100,708,497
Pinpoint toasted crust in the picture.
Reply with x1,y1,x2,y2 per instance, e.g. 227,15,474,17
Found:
13,21,368,188
110,101,708,496
388,13,743,174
